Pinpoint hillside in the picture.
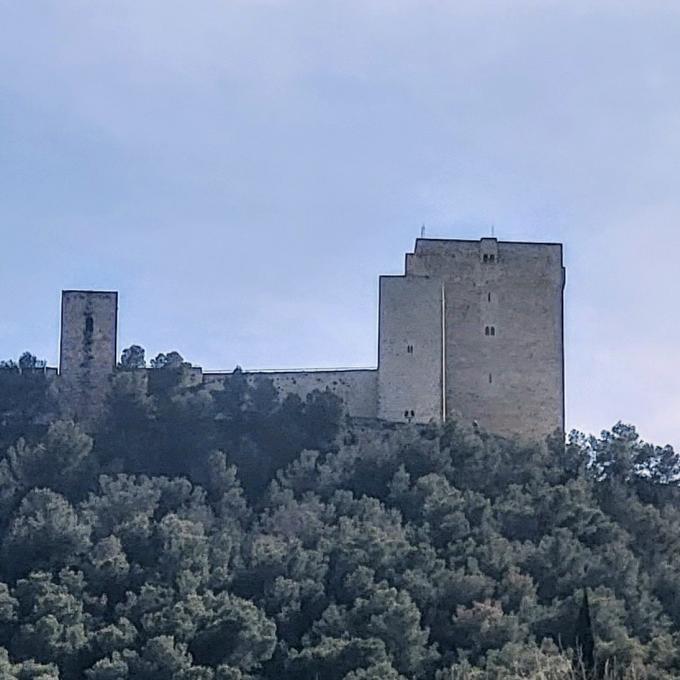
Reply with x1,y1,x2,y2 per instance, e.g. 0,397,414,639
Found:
1,352,680,679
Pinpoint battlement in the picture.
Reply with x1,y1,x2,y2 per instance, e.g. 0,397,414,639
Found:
56,237,565,440
406,238,564,276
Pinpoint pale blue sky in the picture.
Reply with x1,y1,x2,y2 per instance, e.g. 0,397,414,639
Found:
2,1,680,446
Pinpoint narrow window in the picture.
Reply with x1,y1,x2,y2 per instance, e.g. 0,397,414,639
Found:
410,410,415,417
491,326,496,336
483,254,488,263
406,344,414,354
404,410,409,418
487,292,491,302
485,326,490,336
489,373,493,383
489,254,496,262
85,315,94,334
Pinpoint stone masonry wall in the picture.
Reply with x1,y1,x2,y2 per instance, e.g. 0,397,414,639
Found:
406,238,565,440
59,291,118,421
203,369,378,418
377,275,444,423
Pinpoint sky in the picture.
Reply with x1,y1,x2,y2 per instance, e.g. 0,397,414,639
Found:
2,1,680,446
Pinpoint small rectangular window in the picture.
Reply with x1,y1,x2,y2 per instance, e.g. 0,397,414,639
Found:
489,373,493,383
406,344,414,354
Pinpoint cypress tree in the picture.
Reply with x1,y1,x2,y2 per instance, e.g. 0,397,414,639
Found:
574,587,596,677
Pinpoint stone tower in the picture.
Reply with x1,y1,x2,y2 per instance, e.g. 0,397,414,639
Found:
377,238,565,440
59,290,118,421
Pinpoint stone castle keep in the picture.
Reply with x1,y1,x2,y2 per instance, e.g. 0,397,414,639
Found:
58,237,566,441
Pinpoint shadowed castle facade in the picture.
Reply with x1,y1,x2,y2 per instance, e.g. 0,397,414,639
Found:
58,237,566,441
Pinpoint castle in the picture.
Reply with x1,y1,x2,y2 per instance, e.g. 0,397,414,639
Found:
58,237,566,441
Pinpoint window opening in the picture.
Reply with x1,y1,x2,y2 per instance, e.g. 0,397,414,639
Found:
490,326,496,336
85,315,94,334
489,373,493,383
406,344,414,354
483,254,488,262
489,254,496,262
488,292,491,302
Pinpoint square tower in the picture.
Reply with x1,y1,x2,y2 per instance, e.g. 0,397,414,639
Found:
378,238,565,441
59,290,118,421
377,275,445,422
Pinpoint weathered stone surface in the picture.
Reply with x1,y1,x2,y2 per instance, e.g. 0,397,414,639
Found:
59,290,117,422
397,238,565,440
378,275,444,423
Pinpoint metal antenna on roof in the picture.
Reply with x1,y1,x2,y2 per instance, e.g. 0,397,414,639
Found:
491,223,496,238
420,224,426,238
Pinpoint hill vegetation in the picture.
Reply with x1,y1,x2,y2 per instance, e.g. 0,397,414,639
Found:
1,349,680,679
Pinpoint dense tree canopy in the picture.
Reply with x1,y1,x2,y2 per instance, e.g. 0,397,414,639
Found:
1,349,680,678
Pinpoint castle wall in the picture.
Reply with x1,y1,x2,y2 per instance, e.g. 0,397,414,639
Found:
55,236,565,441
377,275,443,423
203,369,378,417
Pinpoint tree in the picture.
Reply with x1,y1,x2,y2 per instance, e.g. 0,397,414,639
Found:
149,352,186,371
344,662,406,680
574,588,595,677
188,593,276,670
129,635,205,680
0,421,93,520
286,637,392,680
0,646,60,679
3,351,680,679
119,346,146,370
10,570,90,673
2,490,91,579
0,353,54,449
18,353,38,372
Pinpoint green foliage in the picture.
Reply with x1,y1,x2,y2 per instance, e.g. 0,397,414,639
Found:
0,645,60,679
2,351,680,678
2,490,91,579
119,346,146,370
0,353,54,451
